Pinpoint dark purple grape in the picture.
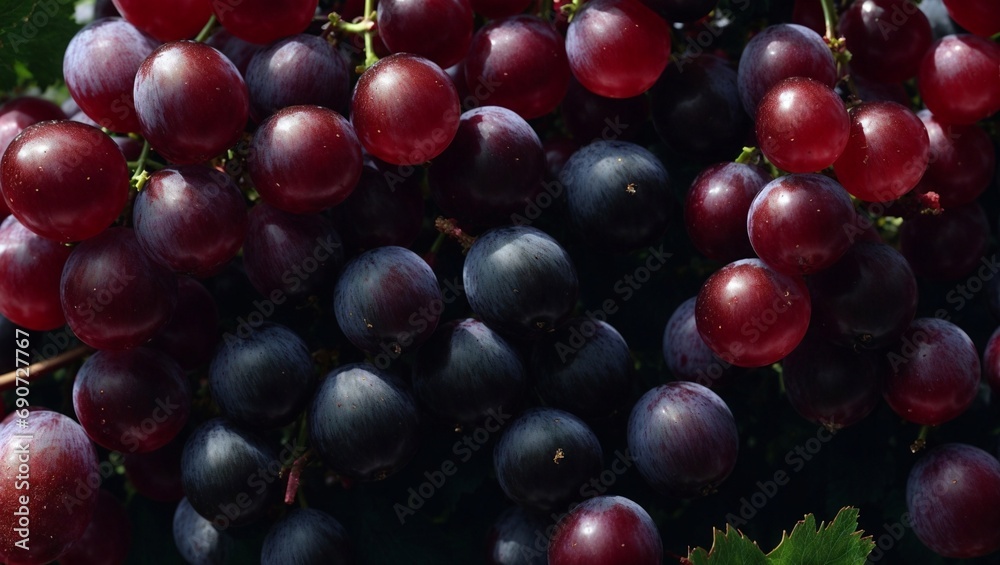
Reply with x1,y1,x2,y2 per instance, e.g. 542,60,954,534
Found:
248,105,362,214
561,77,649,144
148,276,219,370
487,506,551,565
919,109,996,207
134,41,249,165
124,434,185,502
377,0,473,69
737,23,837,116
134,165,247,276
883,318,980,426
261,508,353,565
651,55,751,162
333,245,442,357
180,418,280,528
494,407,603,511
907,444,1000,558
464,226,579,339
747,173,856,275
63,17,159,133
0,215,73,330
684,162,770,263
549,495,662,565
808,242,918,349
663,297,738,389
530,318,632,419
173,497,232,565
209,323,315,430
309,363,421,481
0,410,99,565
329,163,425,254
986,327,1000,395
1,120,129,243
559,140,671,253
73,347,191,453
245,34,351,121
60,227,178,350
429,105,544,228
839,0,933,83
782,333,884,429
899,202,990,281
242,203,344,300
464,15,571,119
542,137,579,180
413,318,526,425
59,490,132,565
627,382,738,497
205,29,266,75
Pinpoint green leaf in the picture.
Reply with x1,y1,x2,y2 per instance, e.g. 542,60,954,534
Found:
687,508,874,565
0,0,80,91
686,525,769,565
767,507,875,565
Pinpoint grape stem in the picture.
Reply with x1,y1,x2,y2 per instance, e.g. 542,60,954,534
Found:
434,217,477,254
910,425,931,453
734,146,758,165
0,344,93,392
194,14,217,43
130,140,152,191
328,0,379,73
820,0,838,43
283,450,313,505
562,0,585,22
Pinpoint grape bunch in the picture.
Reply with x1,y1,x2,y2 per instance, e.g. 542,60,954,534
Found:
0,0,998,563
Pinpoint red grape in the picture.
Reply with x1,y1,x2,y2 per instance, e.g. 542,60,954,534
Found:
377,0,474,69
942,0,1000,37
351,53,460,165
918,109,996,207
899,201,990,280
112,0,212,41
918,34,1000,125
565,0,671,99
0,216,73,330
839,0,933,83
755,77,850,173
213,0,318,44
549,496,663,565
684,162,770,263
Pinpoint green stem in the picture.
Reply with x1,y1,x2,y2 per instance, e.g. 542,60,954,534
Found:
428,231,446,256
734,146,758,165
910,425,931,453
563,0,586,22
820,0,838,43
194,14,217,42
539,0,554,20
130,140,152,190
329,0,379,73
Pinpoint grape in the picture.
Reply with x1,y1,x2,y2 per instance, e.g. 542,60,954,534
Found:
737,23,837,116
377,0,474,69
899,201,990,280
832,101,930,203
642,0,716,22
565,0,671,99
651,55,751,162
755,77,850,173
1,120,129,243
133,165,248,276
124,434,185,502
245,34,351,121
58,490,132,565
627,382,738,497
213,0,317,44
148,277,219,370
791,0,825,35
60,227,178,350
428,105,544,228
172,497,232,565
530,318,632,419
542,136,578,180
807,242,918,349
464,15,571,119
73,347,191,453
494,407,603,511
261,508,353,565
684,162,770,263
559,140,671,253
463,226,579,338
334,245,442,356
204,29,265,76
352,54,460,165
413,318,526,425
63,18,159,133
561,77,649,144
309,363,421,481
907,444,1000,558
696,258,811,367
918,109,996,207
209,323,315,430
181,418,280,528
471,0,533,18
942,0,1000,37
248,105,362,214
983,327,1000,395
242,203,343,299
839,0,933,83
782,333,883,429
487,506,551,565
883,318,980,426
0,410,99,565
0,97,66,122
111,0,211,41
747,173,856,275
848,74,911,105
548,496,662,565
133,41,249,165
663,297,739,389
0,215,72,330
329,163,425,254
918,34,1000,125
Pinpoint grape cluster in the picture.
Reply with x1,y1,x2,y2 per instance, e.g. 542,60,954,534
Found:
0,0,998,563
